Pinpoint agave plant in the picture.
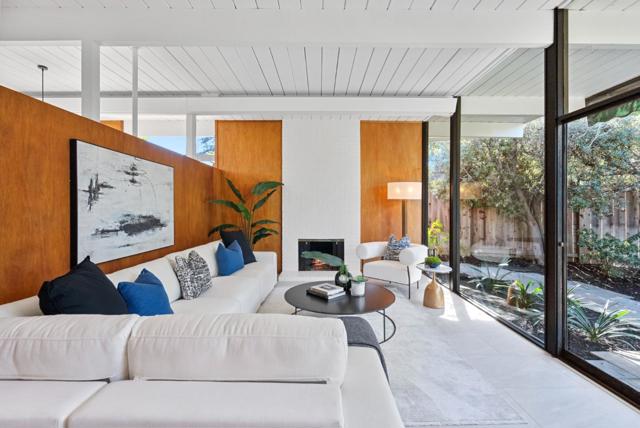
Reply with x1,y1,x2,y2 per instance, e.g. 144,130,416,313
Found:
208,177,283,249
468,257,512,294
568,300,640,347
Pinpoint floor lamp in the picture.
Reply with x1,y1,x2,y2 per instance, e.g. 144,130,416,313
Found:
387,182,422,238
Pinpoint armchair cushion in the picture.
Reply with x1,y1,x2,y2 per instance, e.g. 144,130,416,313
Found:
399,244,430,266
356,242,387,260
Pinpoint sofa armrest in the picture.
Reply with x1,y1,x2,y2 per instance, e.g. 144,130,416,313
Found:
356,242,388,260
254,251,277,266
399,245,429,266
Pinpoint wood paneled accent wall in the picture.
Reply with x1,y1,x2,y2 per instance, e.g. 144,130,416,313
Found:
0,86,214,304
214,120,282,271
101,120,124,132
361,121,422,244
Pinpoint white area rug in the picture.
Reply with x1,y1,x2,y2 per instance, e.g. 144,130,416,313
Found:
259,280,528,427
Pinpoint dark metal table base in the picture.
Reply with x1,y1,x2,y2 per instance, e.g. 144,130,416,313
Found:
292,307,396,344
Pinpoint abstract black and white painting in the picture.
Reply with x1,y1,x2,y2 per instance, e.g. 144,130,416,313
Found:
71,140,174,264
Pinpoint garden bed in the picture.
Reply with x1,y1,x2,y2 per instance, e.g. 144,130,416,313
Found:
568,262,640,301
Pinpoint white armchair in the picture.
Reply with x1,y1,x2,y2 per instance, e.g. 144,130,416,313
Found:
356,242,429,299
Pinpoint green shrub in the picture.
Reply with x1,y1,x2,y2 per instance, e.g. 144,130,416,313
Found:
577,229,640,277
507,279,543,310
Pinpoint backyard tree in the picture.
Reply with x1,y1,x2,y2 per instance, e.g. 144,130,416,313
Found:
428,113,640,265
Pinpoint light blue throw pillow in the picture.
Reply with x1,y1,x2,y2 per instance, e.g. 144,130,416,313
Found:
216,240,245,276
383,235,411,261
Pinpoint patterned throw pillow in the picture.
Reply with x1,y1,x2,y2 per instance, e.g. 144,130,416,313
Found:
173,251,213,300
383,235,411,261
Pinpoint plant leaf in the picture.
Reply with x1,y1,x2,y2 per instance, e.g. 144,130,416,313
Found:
225,177,245,204
209,199,243,213
253,232,273,245
254,227,279,236
300,251,343,267
210,199,251,222
251,181,283,196
252,219,280,228
253,189,277,212
208,224,239,236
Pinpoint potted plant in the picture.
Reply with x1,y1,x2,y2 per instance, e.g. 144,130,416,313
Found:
300,251,352,290
208,176,283,249
425,255,442,268
351,275,367,297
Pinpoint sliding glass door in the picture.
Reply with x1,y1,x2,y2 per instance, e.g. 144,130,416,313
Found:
562,96,640,396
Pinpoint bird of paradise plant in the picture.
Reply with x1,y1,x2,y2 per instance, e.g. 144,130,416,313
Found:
208,176,283,249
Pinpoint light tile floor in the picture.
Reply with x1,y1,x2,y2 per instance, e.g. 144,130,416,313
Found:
399,281,640,428
261,278,640,427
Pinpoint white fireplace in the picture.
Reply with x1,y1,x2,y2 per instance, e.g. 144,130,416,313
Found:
281,117,361,278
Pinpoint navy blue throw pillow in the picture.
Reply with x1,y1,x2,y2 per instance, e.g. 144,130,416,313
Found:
220,230,256,264
117,269,173,316
216,240,245,276
38,257,128,315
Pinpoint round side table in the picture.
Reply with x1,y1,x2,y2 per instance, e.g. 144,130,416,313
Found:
417,263,452,309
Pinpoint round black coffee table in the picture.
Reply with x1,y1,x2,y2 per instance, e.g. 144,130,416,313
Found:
284,281,397,343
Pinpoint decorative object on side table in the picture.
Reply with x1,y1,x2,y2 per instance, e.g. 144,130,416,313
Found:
208,176,283,248
350,275,367,297
300,251,352,292
417,263,452,309
425,256,442,268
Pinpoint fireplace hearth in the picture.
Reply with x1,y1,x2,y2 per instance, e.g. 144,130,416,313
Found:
298,239,344,271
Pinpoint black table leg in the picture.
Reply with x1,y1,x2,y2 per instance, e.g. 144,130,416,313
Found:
377,309,396,344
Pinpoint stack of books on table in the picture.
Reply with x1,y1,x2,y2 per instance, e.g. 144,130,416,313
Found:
307,283,346,300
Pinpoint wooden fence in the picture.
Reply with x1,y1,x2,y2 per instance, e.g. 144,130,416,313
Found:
428,190,640,262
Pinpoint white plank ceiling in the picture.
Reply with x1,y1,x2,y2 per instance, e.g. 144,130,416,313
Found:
2,44,638,99
0,45,513,96
465,47,640,97
2,0,639,12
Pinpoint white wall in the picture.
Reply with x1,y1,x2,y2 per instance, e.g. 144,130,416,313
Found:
282,117,360,274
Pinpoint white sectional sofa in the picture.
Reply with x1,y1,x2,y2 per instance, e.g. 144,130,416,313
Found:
0,240,404,428
0,240,277,317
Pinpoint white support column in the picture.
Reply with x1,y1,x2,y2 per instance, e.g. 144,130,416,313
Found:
186,113,197,158
81,40,100,121
131,46,139,137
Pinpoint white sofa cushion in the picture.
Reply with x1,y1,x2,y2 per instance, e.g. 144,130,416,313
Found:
0,381,105,428
170,296,243,314
128,313,348,384
67,380,344,428
106,258,182,302
200,275,263,313
0,315,138,381
342,347,404,428
0,296,42,317
230,258,277,305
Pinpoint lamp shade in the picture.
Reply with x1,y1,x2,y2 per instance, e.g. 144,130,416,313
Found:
387,182,422,200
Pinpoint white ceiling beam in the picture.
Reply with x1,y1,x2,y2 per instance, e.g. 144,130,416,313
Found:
0,9,553,48
462,96,585,115
570,12,640,47
40,96,457,117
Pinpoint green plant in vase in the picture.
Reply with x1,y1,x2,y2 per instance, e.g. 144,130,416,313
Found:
300,251,352,289
208,177,283,249
425,256,442,268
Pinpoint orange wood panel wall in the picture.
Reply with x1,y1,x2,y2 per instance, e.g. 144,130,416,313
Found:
101,120,124,132
360,121,422,245
214,121,282,271
0,86,214,304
